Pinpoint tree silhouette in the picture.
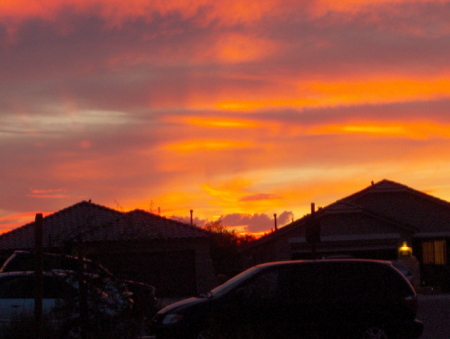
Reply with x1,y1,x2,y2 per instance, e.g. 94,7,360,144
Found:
203,219,256,280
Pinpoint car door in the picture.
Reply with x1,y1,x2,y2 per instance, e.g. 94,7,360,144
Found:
209,267,285,337
283,264,328,336
0,275,32,323
9,275,62,318
0,274,69,325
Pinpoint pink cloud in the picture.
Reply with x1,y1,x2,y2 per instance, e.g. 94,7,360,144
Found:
240,193,281,202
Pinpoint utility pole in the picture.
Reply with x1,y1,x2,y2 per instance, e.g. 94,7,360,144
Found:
34,213,43,339
305,203,321,258
78,233,88,339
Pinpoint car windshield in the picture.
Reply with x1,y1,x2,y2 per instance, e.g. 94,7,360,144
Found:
209,265,266,298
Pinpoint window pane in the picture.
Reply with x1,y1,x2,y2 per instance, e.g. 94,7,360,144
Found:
422,241,435,265
434,240,447,265
422,240,448,265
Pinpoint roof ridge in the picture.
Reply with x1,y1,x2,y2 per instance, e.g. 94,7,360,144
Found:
0,200,123,242
81,208,212,241
342,179,450,208
126,209,213,234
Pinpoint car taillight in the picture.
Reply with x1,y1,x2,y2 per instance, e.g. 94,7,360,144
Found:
403,295,418,314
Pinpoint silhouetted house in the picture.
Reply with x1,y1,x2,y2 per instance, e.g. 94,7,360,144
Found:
240,180,450,289
0,201,216,297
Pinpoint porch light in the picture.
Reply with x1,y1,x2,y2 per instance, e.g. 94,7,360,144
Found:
398,241,412,256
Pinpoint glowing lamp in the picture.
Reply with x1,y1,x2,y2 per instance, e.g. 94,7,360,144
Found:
398,241,412,257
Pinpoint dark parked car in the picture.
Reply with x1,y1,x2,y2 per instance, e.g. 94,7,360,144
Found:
0,270,133,337
391,260,414,284
1,251,158,321
151,259,423,339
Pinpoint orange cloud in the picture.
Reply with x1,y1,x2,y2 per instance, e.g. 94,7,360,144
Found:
215,98,319,111
28,188,65,195
313,0,448,16
213,76,450,112
165,140,251,152
309,77,450,106
2,0,445,32
240,193,281,202
184,116,259,128
26,188,85,199
313,122,450,139
210,33,277,63
0,211,51,233
52,159,109,180
201,177,257,205
0,0,279,28
199,177,289,215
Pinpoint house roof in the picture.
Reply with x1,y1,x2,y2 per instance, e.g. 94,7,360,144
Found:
321,200,419,233
240,179,450,251
83,209,211,242
340,179,450,207
0,201,209,251
340,179,450,235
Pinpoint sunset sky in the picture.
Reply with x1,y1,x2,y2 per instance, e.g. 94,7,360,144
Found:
2,0,450,234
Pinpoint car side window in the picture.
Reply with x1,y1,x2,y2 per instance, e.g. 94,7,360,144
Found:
237,268,280,301
0,275,77,299
0,276,34,298
0,277,16,298
289,266,324,301
42,276,74,299
288,263,370,301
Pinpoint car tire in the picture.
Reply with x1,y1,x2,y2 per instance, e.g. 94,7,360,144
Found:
361,326,389,339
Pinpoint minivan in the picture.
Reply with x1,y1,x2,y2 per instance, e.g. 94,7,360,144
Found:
151,259,423,338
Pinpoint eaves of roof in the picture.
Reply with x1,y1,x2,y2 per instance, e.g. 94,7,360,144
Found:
84,209,212,242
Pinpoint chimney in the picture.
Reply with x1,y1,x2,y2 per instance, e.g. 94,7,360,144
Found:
190,209,193,226
274,213,278,231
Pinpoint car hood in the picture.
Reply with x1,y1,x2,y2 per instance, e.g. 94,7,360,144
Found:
158,296,209,315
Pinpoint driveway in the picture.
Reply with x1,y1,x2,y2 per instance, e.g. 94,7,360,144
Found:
417,294,450,339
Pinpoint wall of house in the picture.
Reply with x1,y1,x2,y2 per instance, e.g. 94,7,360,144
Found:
241,211,412,267
85,238,216,298
350,192,450,234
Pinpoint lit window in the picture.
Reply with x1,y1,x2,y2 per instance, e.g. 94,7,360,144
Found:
422,240,447,265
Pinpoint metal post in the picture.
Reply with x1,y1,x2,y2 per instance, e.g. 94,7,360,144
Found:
77,233,88,339
34,213,43,339
311,203,316,258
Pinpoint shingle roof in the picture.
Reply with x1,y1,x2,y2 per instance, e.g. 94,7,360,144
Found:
0,201,122,250
323,200,419,233
0,201,208,251
83,209,210,242
341,179,450,234
240,179,447,251
342,179,450,207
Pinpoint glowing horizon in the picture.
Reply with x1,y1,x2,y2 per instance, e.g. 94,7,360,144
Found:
2,0,450,234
